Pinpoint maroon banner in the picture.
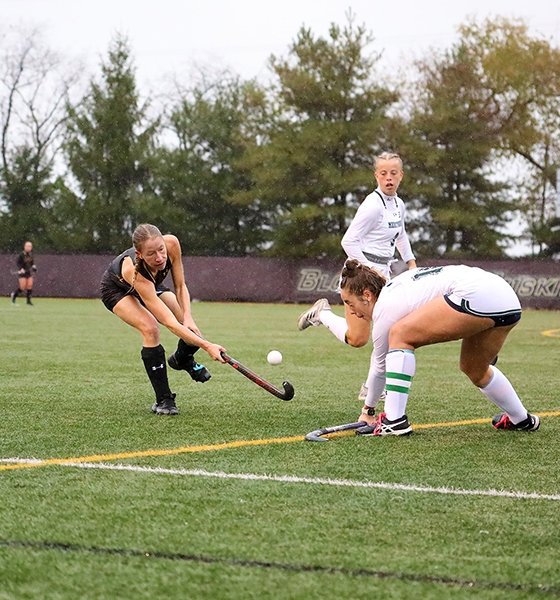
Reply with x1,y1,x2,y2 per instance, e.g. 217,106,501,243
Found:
0,254,558,309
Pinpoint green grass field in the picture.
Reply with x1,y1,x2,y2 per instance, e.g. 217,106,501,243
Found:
1,299,559,599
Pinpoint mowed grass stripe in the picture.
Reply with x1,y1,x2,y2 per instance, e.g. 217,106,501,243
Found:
1,410,559,473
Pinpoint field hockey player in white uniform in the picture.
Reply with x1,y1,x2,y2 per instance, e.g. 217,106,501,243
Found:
298,152,416,402
338,259,539,436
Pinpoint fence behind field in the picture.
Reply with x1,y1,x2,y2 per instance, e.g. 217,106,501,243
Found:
1,254,558,309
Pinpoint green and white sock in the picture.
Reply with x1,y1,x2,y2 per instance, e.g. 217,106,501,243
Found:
384,349,416,421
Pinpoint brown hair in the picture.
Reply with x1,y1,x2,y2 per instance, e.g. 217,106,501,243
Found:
132,223,163,251
340,259,386,299
130,223,164,289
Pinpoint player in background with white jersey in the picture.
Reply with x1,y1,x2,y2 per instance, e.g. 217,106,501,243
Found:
338,259,539,436
298,152,416,404
341,152,416,278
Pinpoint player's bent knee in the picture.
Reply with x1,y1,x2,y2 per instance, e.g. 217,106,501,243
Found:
388,322,411,348
139,320,160,345
345,331,369,347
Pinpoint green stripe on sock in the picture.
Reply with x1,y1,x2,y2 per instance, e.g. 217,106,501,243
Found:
386,384,410,394
386,372,413,382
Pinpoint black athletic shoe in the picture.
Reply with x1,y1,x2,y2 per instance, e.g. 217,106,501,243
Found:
168,352,211,383
151,393,179,416
372,412,413,436
492,412,540,431
355,423,376,436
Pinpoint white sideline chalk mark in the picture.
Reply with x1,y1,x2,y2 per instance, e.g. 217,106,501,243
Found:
2,458,559,502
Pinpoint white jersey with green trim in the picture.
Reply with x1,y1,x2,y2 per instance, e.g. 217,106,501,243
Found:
365,264,518,403
341,188,415,271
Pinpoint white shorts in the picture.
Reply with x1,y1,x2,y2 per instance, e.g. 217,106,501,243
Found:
444,268,521,327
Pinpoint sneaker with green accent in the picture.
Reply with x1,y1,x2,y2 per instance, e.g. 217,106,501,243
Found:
168,353,211,383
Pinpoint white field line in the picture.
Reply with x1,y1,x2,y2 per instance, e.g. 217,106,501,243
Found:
2,458,560,501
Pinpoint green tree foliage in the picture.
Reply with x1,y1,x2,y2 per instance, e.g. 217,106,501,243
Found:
0,145,55,250
155,76,269,255
1,17,558,259
403,30,525,258
454,18,560,256
63,35,158,253
239,14,398,258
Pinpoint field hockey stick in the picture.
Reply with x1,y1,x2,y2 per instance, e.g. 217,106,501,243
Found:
305,421,366,442
221,351,295,401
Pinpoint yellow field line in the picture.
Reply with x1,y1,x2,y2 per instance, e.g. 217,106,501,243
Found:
0,436,305,472
2,411,559,473
542,328,560,338
300,411,560,439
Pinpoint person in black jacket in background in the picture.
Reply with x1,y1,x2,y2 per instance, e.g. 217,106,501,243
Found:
11,241,37,305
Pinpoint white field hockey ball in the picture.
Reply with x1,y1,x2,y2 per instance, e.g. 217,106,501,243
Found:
267,350,283,365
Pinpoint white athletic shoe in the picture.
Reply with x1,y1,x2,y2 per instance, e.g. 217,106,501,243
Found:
297,298,331,330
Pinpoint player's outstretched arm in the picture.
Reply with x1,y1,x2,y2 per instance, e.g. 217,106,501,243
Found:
135,276,225,362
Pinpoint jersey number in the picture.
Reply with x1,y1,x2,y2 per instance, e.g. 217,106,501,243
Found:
412,266,443,280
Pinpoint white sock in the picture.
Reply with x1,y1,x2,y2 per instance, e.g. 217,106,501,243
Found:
365,353,384,407
318,310,348,343
384,349,416,421
478,366,528,423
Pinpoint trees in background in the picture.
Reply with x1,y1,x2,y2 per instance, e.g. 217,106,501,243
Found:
0,16,558,258
63,35,159,252
0,29,75,251
238,17,399,257
402,28,517,258
457,18,560,256
155,75,270,255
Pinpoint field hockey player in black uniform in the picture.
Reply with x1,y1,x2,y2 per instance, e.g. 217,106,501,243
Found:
100,223,226,415
11,241,37,305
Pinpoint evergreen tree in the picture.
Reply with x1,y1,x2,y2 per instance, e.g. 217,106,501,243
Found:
64,35,158,253
156,75,270,255
239,14,398,258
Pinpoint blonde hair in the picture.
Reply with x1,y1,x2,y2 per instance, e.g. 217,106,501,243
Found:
130,223,163,289
374,152,403,172
340,259,386,299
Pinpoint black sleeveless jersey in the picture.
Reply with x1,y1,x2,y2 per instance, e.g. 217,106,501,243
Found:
17,251,34,272
106,247,172,291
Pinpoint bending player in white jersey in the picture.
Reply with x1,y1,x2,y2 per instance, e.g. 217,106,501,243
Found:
298,152,417,402
334,259,539,435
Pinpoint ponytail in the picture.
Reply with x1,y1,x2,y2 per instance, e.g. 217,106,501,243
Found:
340,259,386,299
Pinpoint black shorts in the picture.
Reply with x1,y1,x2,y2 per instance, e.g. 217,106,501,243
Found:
18,271,33,279
444,295,522,327
100,270,171,312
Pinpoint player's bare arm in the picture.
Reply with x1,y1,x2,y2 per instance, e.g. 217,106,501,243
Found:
164,235,200,334
133,272,224,362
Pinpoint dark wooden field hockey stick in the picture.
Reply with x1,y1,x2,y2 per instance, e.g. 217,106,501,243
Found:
221,352,295,401
305,421,366,442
